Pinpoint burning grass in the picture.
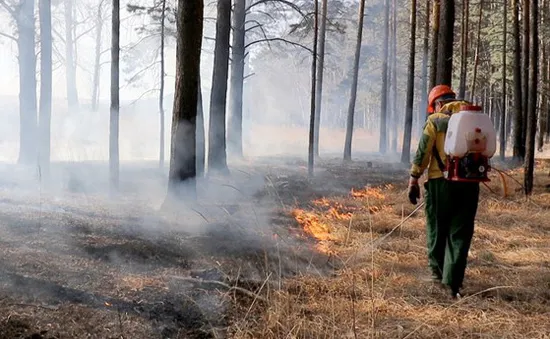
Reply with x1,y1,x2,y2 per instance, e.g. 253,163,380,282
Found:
229,166,550,338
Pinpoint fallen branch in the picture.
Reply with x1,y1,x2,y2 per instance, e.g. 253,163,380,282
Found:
169,276,268,303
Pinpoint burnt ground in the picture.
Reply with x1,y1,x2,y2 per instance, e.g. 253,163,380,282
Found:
0,154,408,339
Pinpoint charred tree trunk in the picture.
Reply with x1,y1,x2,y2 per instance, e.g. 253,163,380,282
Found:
313,0,328,158
159,0,167,169
378,0,391,154
435,0,455,86
16,0,38,165
512,0,524,160
167,0,203,198
207,0,231,174
419,0,430,128
228,0,245,158
110,0,120,191
196,75,205,176
401,0,417,164
39,0,52,176
458,0,468,98
65,0,79,110
343,0,366,161
308,0,319,174
429,0,440,89
91,1,104,112
500,0,507,160
524,0,538,195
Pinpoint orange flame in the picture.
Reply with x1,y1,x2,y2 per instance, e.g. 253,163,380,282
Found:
292,209,334,241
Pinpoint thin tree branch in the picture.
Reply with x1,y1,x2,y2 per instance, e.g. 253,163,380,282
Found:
246,0,305,18
245,37,312,53
0,31,16,42
0,0,16,18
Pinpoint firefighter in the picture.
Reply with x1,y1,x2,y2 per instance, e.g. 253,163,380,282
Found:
407,84,480,299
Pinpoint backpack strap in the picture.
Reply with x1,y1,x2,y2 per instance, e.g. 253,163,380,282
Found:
432,144,446,173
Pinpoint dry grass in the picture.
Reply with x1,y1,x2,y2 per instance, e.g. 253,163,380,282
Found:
228,165,550,339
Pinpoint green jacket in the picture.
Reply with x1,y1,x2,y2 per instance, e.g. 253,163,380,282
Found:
410,100,471,179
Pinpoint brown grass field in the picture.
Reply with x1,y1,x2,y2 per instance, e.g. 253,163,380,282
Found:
228,158,550,339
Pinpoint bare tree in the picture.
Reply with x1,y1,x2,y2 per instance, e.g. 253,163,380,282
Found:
91,0,106,112
308,0,319,175
469,0,483,100
110,0,120,191
159,0,167,169
500,0,507,160
167,0,204,198
39,0,52,176
208,0,231,174
313,0,328,158
379,0,390,154
524,0,538,195
429,0,440,89
343,0,366,161
458,0,468,98
65,0,79,110
418,0,430,129
512,0,523,161
401,0,417,164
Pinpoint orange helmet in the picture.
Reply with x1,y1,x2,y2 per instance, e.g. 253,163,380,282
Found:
427,85,456,113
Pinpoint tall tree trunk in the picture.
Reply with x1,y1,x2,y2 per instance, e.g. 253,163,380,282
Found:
458,0,468,98
207,0,231,173
343,0,366,161
390,0,398,153
91,0,104,112
39,0,52,177
308,0,319,175
429,0,440,89
435,0,455,86
500,0,507,161
470,0,483,100
228,0,245,158
512,0,524,160
313,0,328,158
418,0,430,129
167,0,203,199
17,0,38,165
110,0,120,191
378,0,390,154
196,75,205,176
524,0,538,195
537,1,547,152
159,0,167,169
522,0,530,153
401,0,417,164
65,0,79,110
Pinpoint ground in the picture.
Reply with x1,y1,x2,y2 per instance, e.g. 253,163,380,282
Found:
0,155,548,339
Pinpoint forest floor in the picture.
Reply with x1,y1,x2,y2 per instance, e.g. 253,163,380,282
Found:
0,155,548,338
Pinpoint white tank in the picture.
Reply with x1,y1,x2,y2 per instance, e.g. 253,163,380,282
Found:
443,105,497,158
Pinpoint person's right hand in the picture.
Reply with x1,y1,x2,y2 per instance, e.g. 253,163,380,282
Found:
408,177,420,205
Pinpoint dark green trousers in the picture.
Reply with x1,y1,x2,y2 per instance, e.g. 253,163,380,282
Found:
424,178,480,290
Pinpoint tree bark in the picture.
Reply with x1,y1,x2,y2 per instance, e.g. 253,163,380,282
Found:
524,0,538,196
167,0,203,198
196,75,205,176
207,0,231,174
228,0,246,158
401,0,417,164
435,0,454,86
500,0,507,161
65,0,79,110
418,0,430,129
110,0,120,191
92,1,104,112
429,0,440,89
16,0,38,165
537,1,547,152
308,0,318,174
159,0,167,169
469,0,483,101
39,0,52,177
390,0,398,153
522,0,530,151
458,0,468,98
313,0,328,158
512,0,524,160
343,0,366,161
378,0,390,154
